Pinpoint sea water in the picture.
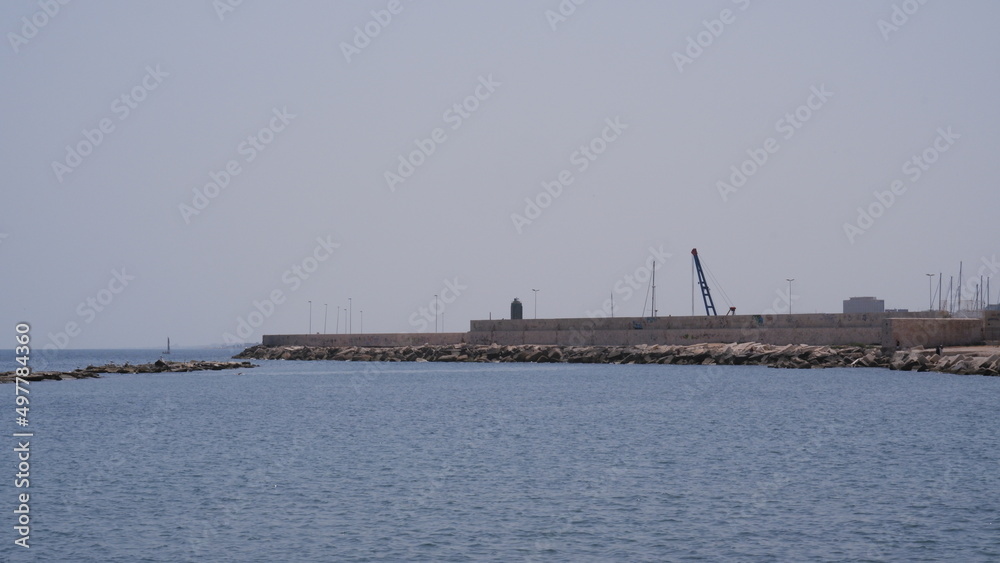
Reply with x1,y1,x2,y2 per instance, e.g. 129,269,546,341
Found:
1,349,998,562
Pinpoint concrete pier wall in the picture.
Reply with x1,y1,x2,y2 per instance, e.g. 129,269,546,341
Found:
469,311,943,333
464,327,883,346
985,311,1000,342
260,311,991,349
467,312,946,347
262,333,467,347
882,318,985,349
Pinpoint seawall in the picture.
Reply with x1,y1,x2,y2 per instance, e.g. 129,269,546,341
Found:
467,312,924,347
235,342,1000,376
261,311,994,349
263,333,467,347
881,317,984,350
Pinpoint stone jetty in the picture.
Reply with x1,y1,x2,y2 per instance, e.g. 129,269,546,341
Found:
885,347,1000,376
237,342,877,367
0,359,257,383
235,342,1000,376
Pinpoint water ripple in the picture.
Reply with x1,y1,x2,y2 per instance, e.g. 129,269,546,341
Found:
2,357,998,561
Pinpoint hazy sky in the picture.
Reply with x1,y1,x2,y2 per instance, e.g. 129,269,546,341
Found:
3,1,998,348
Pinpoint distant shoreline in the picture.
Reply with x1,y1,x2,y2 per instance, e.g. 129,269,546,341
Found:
236,342,1000,376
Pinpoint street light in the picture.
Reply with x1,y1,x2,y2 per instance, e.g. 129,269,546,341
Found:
434,294,439,333
324,303,328,334
926,273,935,311
532,288,540,319
308,300,312,333
786,279,795,315
336,306,340,334
360,310,363,334
348,298,352,335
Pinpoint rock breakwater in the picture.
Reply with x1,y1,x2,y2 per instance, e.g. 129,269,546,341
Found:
0,359,257,383
235,342,1000,376
886,348,1000,376
236,342,876,368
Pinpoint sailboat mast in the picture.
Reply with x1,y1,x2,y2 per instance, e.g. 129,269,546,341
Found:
651,261,656,319
958,262,963,312
938,272,942,311
948,277,954,313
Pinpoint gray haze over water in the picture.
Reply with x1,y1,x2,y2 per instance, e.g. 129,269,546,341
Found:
2,1,998,348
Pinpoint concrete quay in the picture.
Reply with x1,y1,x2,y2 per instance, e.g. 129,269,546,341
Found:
262,311,997,350
262,332,467,348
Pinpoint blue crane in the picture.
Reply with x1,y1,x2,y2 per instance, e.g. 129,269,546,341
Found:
691,248,717,316
691,248,736,316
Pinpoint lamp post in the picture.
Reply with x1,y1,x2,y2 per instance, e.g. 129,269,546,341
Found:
532,288,540,319
360,310,363,334
786,279,795,315
434,295,439,333
308,300,312,333
926,273,935,311
336,306,340,334
324,303,328,334
348,298,352,335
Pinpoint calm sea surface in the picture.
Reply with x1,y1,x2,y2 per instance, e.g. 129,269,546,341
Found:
1,348,998,562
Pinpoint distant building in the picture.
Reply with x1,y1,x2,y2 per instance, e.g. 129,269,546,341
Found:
843,296,884,314
510,298,523,320
885,308,910,313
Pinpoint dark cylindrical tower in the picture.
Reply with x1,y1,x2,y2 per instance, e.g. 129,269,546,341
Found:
511,298,523,320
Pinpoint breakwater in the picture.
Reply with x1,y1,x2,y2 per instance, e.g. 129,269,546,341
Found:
467,312,984,348
0,359,257,383
264,311,995,350
239,342,873,367
236,343,1000,376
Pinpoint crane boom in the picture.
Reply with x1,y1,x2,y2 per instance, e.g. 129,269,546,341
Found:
691,248,717,316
